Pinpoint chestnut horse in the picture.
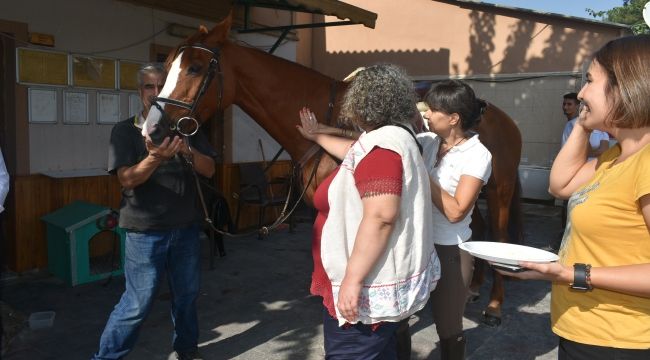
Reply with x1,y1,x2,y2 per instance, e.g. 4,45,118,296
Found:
142,16,522,326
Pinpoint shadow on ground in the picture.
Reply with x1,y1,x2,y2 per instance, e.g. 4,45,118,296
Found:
1,202,562,359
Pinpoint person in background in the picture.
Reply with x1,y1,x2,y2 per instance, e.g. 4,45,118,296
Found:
92,63,217,360
561,92,610,158
418,80,492,359
501,35,650,359
296,64,440,360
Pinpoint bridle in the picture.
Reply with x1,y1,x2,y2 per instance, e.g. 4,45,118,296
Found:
150,42,322,239
151,43,224,137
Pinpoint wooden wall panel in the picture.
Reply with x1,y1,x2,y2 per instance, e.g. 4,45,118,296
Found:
220,161,293,231
8,175,121,271
9,175,53,271
8,162,295,271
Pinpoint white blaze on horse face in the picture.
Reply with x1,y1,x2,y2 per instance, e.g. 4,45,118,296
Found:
141,52,184,139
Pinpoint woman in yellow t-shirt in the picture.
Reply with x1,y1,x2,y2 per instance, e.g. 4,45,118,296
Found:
501,35,650,359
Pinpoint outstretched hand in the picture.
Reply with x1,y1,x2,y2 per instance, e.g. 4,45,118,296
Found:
297,107,328,141
145,136,183,161
495,261,572,284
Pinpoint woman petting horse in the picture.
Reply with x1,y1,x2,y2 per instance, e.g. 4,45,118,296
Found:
140,14,521,328
296,64,440,359
501,35,650,358
304,80,492,359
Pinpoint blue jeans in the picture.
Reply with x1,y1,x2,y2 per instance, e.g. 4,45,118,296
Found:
92,224,201,359
323,308,400,360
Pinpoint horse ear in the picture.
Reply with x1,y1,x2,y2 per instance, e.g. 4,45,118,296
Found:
207,10,233,43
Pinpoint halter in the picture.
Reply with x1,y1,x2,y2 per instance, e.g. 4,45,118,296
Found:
154,42,317,239
152,43,224,137
153,43,333,239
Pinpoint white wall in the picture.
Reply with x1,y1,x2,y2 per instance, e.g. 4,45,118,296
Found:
1,0,210,61
3,0,295,171
464,73,581,167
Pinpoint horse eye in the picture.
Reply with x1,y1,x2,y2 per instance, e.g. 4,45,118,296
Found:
187,64,202,75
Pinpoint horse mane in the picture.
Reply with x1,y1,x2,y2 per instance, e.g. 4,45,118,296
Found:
233,40,343,86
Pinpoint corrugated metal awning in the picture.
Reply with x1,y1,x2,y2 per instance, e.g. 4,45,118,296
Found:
239,0,377,28
119,0,376,28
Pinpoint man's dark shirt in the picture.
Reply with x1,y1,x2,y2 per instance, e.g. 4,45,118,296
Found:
108,116,216,231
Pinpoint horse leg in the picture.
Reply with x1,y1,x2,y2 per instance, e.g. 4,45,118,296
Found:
482,181,516,327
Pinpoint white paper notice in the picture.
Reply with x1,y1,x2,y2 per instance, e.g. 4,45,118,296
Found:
98,92,120,124
29,88,57,123
64,91,88,124
129,93,142,118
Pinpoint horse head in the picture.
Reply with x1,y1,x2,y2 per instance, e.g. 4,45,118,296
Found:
142,15,233,144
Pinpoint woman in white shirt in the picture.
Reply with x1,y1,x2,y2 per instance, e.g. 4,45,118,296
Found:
418,80,492,359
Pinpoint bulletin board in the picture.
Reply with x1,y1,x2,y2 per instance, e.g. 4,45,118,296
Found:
17,48,68,85
120,61,141,90
72,55,116,89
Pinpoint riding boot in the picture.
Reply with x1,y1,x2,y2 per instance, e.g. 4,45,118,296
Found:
440,333,466,360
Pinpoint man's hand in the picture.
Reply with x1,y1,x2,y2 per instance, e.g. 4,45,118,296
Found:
145,136,183,161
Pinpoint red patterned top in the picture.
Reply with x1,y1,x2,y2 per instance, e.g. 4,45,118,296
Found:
310,147,403,323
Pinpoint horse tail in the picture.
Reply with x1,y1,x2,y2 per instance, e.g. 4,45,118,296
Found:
507,173,524,244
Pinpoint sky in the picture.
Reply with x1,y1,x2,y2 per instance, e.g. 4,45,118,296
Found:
484,0,625,20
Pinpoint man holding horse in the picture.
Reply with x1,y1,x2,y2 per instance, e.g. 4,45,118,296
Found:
92,63,217,360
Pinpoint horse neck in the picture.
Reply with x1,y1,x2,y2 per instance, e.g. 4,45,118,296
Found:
223,42,343,160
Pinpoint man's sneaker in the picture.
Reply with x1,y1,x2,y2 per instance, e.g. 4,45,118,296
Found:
175,349,204,360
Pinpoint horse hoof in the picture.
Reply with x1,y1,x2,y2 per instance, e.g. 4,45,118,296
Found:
481,311,502,327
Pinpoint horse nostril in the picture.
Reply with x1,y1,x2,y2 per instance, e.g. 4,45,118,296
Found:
149,123,167,146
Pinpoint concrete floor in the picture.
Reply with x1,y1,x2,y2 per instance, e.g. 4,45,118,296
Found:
1,201,562,359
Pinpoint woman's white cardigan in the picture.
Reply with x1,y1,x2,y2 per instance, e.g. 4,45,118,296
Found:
322,125,441,326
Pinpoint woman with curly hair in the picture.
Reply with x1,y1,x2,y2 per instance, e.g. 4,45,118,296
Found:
297,64,440,359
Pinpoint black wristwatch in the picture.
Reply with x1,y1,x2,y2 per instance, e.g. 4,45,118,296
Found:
570,263,593,291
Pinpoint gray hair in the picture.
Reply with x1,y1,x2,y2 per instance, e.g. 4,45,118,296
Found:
137,63,166,87
340,64,417,130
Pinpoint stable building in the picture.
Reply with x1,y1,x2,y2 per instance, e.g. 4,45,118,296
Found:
0,0,628,272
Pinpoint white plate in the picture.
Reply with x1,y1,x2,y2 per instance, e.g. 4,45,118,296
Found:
458,241,559,265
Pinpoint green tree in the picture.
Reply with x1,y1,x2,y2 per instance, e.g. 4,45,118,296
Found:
587,0,649,34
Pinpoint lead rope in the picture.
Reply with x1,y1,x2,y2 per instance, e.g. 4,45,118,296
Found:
183,136,321,238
